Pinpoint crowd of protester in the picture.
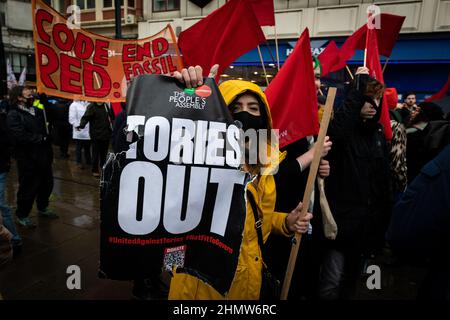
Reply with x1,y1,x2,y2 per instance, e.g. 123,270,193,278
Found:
0,60,449,301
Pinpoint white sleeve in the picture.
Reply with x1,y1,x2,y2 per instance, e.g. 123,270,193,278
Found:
68,103,78,126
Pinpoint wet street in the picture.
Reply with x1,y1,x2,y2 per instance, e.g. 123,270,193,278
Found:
0,146,133,299
0,145,432,300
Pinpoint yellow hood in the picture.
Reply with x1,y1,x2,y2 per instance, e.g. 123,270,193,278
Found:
219,80,273,130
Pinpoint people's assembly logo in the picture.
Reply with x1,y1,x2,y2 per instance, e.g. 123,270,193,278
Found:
169,85,212,110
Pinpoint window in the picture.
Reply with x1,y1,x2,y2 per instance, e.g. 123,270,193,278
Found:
77,0,95,10
57,0,66,13
103,0,125,8
153,0,180,12
8,53,32,74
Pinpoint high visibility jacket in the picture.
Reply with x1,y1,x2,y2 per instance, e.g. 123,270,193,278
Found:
33,99,44,110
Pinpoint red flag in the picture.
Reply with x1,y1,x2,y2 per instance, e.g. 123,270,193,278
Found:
330,27,366,73
329,13,405,73
248,0,275,26
365,27,393,140
373,13,405,57
318,41,341,77
178,0,265,79
266,28,319,148
425,74,450,102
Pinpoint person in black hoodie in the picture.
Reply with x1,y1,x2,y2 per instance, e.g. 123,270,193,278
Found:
265,60,332,300
6,86,58,229
77,102,115,177
318,67,393,299
405,101,446,183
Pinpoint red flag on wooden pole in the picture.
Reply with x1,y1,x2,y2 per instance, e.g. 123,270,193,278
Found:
178,0,266,80
328,13,405,74
365,26,393,140
318,41,341,77
266,28,319,148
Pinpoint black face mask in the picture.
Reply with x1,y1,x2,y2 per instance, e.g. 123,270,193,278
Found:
233,111,265,132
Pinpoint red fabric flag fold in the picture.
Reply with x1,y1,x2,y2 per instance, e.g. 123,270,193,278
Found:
249,0,275,26
329,13,405,74
365,27,393,140
266,28,319,148
425,74,450,102
318,41,341,77
178,0,266,79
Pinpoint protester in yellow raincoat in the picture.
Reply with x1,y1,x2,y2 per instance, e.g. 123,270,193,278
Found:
168,66,313,300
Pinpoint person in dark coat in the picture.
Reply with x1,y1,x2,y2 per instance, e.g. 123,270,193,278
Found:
77,102,115,177
318,67,393,299
47,98,73,159
406,102,446,183
266,61,333,300
6,86,58,229
387,144,450,300
266,136,331,300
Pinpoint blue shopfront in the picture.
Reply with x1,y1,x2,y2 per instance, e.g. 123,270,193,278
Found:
231,35,450,101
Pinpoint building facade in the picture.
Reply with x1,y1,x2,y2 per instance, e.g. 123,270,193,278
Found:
1,0,36,87
139,0,450,98
2,0,450,97
1,0,144,88
49,0,144,39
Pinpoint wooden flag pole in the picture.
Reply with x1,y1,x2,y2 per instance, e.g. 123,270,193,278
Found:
345,65,354,80
257,45,270,86
363,48,367,68
382,57,390,74
280,87,337,300
274,25,281,71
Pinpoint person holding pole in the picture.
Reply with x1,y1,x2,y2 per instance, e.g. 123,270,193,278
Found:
265,60,333,300
168,65,313,300
318,67,392,299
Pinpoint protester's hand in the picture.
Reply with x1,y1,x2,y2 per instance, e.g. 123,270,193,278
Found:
310,136,332,158
75,126,81,131
321,136,332,157
360,102,377,119
173,66,203,88
319,159,330,178
285,202,313,234
355,67,369,75
173,64,219,88
208,64,219,79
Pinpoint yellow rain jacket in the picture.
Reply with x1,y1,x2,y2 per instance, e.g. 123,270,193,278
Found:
169,80,291,300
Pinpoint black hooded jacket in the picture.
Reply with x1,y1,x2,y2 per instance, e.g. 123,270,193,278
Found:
79,103,115,141
6,103,53,166
325,74,393,254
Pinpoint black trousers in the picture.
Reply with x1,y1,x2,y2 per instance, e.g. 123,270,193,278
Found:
318,249,363,300
75,139,92,165
15,158,54,219
91,139,109,173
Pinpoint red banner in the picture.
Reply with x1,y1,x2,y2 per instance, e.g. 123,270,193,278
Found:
32,0,183,102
